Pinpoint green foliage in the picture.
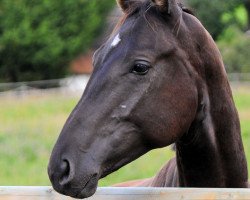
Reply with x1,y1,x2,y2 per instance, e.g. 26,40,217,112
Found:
187,0,246,39
217,27,250,73
222,5,248,30
0,0,115,82
0,89,250,185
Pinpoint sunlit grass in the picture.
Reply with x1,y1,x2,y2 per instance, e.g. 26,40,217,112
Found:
0,87,249,186
233,88,250,174
0,94,78,185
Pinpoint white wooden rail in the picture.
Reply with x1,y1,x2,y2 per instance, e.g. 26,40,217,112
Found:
0,187,250,200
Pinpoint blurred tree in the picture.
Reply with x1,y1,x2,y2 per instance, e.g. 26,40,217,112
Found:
187,0,248,39
243,0,250,28
217,26,250,73
0,0,115,82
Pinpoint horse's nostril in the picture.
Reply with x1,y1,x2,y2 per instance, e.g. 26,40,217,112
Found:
60,160,70,173
59,159,72,186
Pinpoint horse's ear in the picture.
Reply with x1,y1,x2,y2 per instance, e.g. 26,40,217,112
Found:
152,0,177,14
116,0,137,12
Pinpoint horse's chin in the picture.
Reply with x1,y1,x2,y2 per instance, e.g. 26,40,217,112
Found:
100,151,147,179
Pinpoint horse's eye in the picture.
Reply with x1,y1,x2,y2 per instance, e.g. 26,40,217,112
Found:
131,61,150,75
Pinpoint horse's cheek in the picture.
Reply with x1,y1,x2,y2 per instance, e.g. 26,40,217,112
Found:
141,91,197,147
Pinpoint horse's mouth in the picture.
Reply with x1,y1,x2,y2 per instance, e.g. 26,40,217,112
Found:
62,163,118,199
52,173,99,199
74,174,99,199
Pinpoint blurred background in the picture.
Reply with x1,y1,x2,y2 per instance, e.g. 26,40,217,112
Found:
0,0,249,186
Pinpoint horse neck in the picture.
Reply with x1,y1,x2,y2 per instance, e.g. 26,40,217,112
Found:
176,39,248,188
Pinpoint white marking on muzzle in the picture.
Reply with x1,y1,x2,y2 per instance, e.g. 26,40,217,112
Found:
111,34,121,47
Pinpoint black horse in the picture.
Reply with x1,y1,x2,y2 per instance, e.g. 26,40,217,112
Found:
48,0,249,198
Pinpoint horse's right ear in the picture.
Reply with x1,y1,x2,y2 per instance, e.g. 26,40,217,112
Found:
116,0,137,12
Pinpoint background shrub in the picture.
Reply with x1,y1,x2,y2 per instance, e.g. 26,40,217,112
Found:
217,27,250,73
187,0,249,39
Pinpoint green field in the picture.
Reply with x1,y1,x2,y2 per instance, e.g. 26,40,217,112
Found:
0,87,249,186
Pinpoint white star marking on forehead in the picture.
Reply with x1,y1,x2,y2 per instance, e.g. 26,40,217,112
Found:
111,34,121,47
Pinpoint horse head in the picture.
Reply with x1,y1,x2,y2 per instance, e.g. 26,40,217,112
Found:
48,0,248,198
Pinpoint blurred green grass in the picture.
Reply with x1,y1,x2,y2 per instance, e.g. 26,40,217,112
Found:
0,87,249,186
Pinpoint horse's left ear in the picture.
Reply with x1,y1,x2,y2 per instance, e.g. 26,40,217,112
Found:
117,0,139,12
152,0,177,14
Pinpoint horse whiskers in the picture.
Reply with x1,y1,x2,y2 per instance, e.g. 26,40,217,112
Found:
172,13,182,36
145,2,153,13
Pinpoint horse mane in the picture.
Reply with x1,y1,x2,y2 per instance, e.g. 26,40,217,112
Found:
178,3,195,16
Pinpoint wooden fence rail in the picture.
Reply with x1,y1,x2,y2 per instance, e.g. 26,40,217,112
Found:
0,187,250,200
